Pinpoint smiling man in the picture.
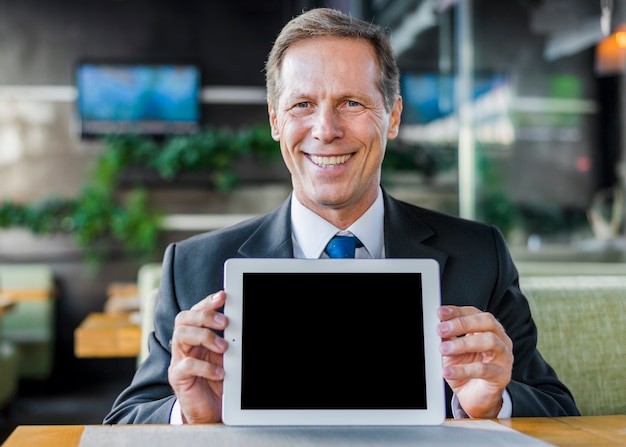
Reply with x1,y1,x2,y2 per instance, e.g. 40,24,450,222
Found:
268,34,401,231
104,8,579,425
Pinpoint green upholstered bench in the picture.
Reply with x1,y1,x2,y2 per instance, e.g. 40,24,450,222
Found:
516,261,626,277
136,263,162,365
520,275,626,416
0,264,55,380
0,339,20,409
0,301,20,409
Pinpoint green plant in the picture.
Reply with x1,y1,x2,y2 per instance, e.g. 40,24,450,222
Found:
0,124,280,262
1,123,442,262
0,197,75,234
99,124,280,191
0,187,160,263
383,140,456,178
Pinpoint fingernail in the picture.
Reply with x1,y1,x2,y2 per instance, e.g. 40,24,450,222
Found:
438,321,452,336
211,292,221,303
214,366,224,378
440,341,453,354
215,336,227,351
439,306,452,317
442,367,454,378
214,313,226,324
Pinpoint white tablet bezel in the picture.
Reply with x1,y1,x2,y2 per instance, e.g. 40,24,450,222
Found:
222,258,444,426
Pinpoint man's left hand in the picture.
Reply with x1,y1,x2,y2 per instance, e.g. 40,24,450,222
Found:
437,305,513,418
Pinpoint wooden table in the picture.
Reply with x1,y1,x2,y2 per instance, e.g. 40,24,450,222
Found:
499,415,626,446
2,416,625,447
73,312,141,358
0,297,15,340
0,288,53,301
0,296,15,316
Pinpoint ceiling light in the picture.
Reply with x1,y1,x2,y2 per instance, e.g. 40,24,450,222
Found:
595,24,626,75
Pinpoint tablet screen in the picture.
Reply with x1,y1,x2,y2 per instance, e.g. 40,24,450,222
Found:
222,258,444,426
240,272,426,410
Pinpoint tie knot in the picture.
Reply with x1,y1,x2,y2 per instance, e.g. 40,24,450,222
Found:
324,235,363,258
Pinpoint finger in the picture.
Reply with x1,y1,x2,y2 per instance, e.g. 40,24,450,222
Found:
438,305,480,321
437,309,507,340
172,325,228,356
191,290,226,311
175,305,228,332
174,291,228,337
440,331,513,359
169,355,225,383
442,361,511,385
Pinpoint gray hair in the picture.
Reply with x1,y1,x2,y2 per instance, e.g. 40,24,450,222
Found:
265,8,400,112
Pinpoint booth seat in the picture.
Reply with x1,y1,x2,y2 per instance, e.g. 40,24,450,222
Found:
515,260,626,277
0,340,19,409
136,263,162,365
0,264,55,380
0,302,20,409
520,275,626,416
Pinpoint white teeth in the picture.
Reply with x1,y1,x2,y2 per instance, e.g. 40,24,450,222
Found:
310,154,352,167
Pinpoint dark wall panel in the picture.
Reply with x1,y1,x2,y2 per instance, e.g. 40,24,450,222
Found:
0,0,291,86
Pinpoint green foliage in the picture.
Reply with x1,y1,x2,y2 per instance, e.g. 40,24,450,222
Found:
1,124,447,261
475,154,518,237
0,197,76,234
0,125,279,262
383,140,456,178
99,124,280,191
94,135,159,191
153,131,241,189
111,189,162,256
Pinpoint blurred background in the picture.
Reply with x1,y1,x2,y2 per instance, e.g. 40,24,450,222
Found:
1,0,625,441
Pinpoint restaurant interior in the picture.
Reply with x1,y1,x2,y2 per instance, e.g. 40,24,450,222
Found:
1,0,625,444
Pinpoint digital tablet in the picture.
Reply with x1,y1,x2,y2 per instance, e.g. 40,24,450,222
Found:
222,258,444,426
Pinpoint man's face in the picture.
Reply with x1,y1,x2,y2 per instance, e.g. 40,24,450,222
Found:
268,36,402,226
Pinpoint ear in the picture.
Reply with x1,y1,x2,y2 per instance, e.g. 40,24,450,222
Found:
268,103,280,141
386,96,403,140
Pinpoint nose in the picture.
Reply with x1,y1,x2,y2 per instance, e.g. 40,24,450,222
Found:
311,105,343,143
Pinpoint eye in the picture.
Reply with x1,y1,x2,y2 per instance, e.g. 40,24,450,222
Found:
295,102,309,109
347,100,360,107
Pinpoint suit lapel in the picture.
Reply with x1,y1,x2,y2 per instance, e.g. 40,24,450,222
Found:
383,192,448,273
237,197,294,258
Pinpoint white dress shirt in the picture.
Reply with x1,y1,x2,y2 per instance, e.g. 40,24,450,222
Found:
290,188,384,259
170,187,511,423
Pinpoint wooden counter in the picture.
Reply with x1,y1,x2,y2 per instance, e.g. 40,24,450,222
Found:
2,416,626,447
0,297,15,316
74,312,141,358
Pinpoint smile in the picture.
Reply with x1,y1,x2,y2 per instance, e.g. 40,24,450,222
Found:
309,154,352,167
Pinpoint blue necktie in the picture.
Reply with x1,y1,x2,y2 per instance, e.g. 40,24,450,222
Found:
324,235,363,258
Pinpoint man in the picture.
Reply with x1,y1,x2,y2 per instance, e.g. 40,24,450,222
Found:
104,8,579,424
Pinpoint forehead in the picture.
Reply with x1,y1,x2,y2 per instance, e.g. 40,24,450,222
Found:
282,36,377,69
278,36,380,94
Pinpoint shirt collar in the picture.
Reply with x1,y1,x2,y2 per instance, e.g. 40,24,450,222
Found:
291,188,385,259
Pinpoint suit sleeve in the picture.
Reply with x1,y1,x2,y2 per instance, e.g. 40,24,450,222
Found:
487,226,580,417
103,244,180,424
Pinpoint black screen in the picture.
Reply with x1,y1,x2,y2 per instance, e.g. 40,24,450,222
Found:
240,272,427,410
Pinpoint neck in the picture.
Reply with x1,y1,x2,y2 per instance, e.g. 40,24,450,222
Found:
294,187,379,230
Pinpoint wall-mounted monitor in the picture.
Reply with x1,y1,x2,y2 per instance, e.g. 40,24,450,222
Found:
76,61,202,138
399,71,512,146
400,71,509,125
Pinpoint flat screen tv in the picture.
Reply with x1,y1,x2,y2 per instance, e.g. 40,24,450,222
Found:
76,61,202,138
400,71,508,125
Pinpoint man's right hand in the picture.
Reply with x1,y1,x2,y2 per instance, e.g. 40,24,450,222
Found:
168,290,229,423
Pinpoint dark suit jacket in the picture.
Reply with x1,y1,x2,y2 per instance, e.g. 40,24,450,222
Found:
103,191,580,423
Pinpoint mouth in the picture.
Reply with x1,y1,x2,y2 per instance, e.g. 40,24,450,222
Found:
309,153,353,168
